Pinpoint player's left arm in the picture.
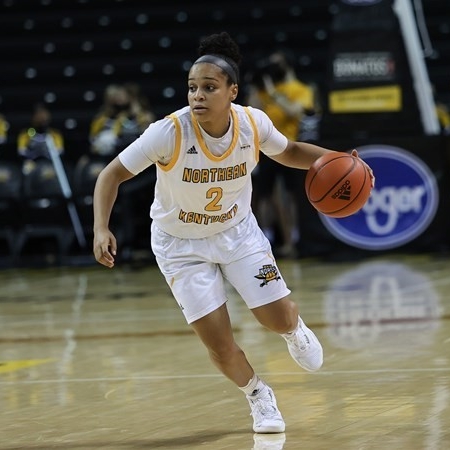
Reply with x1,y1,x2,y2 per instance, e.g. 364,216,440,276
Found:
270,141,375,188
269,140,336,170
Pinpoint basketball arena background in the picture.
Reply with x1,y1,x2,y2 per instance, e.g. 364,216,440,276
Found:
0,0,449,266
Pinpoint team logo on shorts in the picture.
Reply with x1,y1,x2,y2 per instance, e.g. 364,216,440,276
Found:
255,264,281,287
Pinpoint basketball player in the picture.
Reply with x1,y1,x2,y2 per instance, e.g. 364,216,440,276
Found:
93,31,374,433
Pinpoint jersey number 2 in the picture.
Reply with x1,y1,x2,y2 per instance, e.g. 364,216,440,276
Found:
205,187,223,212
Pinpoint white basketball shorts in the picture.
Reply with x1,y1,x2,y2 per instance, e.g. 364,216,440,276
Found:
151,212,291,324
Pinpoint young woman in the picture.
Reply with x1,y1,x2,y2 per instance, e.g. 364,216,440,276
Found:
93,31,374,434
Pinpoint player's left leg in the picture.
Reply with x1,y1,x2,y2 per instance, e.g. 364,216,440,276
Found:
252,296,323,372
218,213,323,372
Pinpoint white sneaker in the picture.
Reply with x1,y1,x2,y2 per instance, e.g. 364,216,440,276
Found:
283,316,323,372
253,432,286,449
246,385,285,433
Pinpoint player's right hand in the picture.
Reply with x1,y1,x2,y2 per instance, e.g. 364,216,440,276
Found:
93,229,117,268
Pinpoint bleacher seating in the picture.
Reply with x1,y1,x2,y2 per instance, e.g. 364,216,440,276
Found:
0,1,448,151
0,1,337,157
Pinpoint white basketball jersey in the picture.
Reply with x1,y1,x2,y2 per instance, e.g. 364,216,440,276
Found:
151,104,260,238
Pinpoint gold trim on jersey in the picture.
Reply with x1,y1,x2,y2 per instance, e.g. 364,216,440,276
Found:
190,107,240,162
157,114,182,172
243,107,260,164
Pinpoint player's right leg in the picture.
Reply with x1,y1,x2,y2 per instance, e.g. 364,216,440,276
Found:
190,303,254,386
190,304,285,433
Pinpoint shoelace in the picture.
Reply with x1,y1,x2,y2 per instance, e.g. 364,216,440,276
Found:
248,395,278,419
285,326,310,352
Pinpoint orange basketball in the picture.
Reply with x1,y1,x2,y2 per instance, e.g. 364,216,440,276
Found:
305,152,372,218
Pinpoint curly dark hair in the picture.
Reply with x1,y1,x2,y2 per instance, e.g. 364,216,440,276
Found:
198,32,242,64
197,31,242,83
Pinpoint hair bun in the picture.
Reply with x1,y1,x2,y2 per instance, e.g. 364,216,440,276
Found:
198,32,242,66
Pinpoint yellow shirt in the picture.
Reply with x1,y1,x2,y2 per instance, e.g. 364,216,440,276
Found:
436,103,450,131
0,116,8,144
258,79,315,140
17,128,64,156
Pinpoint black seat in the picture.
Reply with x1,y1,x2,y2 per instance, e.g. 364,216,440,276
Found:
0,160,22,263
16,159,75,263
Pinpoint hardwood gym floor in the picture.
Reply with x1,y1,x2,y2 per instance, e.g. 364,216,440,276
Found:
1,253,449,449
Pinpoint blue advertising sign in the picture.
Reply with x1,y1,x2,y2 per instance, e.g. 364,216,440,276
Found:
319,145,439,250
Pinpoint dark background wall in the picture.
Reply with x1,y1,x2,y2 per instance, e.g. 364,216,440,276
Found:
1,0,447,160
0,0,333,161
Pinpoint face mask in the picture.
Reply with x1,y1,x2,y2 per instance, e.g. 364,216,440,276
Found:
112,103,130,114
34,125,48,134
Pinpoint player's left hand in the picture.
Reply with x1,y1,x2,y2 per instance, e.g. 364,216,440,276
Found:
351,149,375,188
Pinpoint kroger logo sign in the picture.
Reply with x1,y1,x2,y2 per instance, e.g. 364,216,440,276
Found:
320,145,439,250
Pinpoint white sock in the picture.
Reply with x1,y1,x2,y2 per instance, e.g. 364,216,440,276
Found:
239,374,265,396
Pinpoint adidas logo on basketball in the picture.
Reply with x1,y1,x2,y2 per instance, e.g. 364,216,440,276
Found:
187,146,198,154
332,180,351,201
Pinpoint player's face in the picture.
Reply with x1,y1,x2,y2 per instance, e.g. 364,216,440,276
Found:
188,63,238,137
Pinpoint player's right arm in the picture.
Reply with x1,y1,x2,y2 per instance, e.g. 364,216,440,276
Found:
93,157,135,268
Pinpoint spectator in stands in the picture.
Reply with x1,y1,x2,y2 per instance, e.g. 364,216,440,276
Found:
246,50,318,257
0,113,9,145
17,103,64,171
90,83,155,161
89,84,129,159
124,81,156,134
87,83,156,259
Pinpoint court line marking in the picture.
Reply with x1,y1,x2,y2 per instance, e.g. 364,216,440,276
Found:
0,367,449,385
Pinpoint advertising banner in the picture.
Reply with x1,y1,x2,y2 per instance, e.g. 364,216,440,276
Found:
320,145,439,250
297,136,449,256
321,0,422,138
